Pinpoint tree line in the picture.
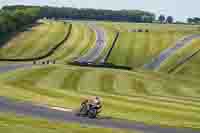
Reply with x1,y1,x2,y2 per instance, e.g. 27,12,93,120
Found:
3,5,156,23
0,6,41,35
187,17,200,24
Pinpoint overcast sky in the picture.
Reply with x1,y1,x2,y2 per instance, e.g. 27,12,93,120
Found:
0,0,199,21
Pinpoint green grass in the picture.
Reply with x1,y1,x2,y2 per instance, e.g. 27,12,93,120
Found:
0,21,97,63
100,22,200,68
175,50,200,78
45,23,96,62
0,65,200,129
158,39,200,72
157,39,200,77
0,21,69,59
1,21,200,130
0,112,139,133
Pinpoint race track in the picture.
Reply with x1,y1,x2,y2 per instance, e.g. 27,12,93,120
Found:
75,24,106,63
144,34,200,70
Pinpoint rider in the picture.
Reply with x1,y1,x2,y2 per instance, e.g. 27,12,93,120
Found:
82,96,102,112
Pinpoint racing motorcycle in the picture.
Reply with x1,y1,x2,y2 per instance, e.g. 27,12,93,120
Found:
77,102,102,119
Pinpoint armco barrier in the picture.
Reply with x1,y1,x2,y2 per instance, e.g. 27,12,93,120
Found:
0,24,72,62
69,61,132,70
103,32,120,63
68,31,132,71
168,48,200,73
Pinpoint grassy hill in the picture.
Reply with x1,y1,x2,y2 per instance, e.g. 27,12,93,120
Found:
0,21,98,63
45,23,96,62
0,65,200,128
100,22,200,68
174,48,200,78
157,39,200,75
0,20,200,129
0,21,69,59
2,20,198,66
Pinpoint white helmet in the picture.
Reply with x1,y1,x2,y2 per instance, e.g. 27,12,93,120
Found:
95,96,101,101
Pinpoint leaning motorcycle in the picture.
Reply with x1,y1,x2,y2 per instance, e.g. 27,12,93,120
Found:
77,102,101,119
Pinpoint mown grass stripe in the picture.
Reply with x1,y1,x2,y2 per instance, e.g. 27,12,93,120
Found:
3,23,70,61
46,23,82,61
27,22,67,57
0,23,51,58
17,23,57,57
100,72,115,93
61,70,86,91
35,67,68,89
1,66,57,95
90,91,200,115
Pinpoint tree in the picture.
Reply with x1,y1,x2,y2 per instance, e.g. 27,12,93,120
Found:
166,16,174,24
187,17,200,24
0,6,41,34
187,18,194,24
142,15,155,23
193,17,200,23
158,15,165,23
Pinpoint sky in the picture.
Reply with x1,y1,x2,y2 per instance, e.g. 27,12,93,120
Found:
0,0,199,22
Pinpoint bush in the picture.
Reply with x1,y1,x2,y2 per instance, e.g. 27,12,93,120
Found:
137,29,143,32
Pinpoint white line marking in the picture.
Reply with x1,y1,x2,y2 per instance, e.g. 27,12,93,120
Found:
50,107,73,112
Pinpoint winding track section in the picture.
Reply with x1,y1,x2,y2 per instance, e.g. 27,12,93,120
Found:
75,24,106,63
143,34,200,70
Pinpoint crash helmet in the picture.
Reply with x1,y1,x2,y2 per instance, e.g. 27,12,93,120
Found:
95,96,101,101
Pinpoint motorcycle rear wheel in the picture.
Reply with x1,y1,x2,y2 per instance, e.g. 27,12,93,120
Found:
78,103,88,116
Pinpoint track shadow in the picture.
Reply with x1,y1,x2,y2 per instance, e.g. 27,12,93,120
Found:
97,115,113,120
0,22,43,48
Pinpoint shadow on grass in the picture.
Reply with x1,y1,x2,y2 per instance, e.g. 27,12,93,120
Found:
0,22,43,48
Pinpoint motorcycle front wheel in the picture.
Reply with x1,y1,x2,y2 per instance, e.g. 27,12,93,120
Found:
88,108,97,119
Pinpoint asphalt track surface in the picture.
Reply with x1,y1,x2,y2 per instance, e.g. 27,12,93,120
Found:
75,24,106,63
144,34,200,70
0,64,32,73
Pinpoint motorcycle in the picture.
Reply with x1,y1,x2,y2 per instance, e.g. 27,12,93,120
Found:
77,102,102,119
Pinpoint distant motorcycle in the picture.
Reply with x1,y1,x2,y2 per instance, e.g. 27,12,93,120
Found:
77,102,102,119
